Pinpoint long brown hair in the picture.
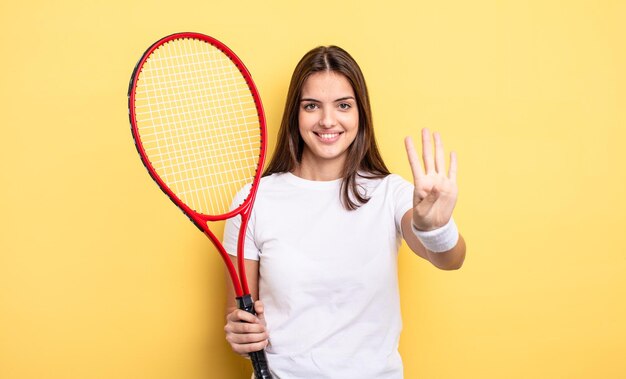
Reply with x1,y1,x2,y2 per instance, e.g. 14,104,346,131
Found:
263,45,390,210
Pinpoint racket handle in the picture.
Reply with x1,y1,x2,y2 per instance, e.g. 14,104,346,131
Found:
249,350,272,379
237,294,273,379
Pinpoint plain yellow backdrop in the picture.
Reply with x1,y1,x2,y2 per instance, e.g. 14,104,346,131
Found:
1,1,625,378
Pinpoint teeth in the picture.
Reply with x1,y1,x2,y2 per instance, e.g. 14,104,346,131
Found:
319,133,339,139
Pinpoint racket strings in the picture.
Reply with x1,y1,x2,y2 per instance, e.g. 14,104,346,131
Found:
134,38,261,216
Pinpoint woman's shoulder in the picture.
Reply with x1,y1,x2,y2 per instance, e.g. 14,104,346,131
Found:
259,172,290,187
351,173,411,206
230,173,288,203
357,172,411,190
385,173,412,187
257,172,300,194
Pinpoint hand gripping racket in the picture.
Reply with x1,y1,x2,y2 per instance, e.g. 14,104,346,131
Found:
127,32,272,379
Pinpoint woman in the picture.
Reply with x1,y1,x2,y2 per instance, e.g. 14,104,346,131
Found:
223,45,466,378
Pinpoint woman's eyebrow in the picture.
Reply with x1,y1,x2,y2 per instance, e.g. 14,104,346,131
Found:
299,96,355,102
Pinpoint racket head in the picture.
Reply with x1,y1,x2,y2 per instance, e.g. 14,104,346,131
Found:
128,32,266,223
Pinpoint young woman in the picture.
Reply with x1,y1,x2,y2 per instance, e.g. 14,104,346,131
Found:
223,46,466,378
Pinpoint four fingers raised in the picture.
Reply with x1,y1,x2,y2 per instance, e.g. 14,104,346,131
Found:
405,128,457,181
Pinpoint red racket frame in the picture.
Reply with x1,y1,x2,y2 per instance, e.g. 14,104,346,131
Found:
128,32,267,298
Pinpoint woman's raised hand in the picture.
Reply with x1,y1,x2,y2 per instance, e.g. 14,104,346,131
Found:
404,128,458,231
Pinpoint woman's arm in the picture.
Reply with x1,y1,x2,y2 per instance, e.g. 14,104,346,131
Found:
401,210,465,270
403,129,466,270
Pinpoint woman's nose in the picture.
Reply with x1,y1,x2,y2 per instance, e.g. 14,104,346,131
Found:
319,109,336,128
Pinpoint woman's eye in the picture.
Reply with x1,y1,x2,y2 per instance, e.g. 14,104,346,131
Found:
303,103,318,111
338,102,351,110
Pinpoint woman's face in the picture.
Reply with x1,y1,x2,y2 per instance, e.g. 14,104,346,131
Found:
298,71,359,170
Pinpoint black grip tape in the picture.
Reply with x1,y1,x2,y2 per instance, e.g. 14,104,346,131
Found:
237,294,273,379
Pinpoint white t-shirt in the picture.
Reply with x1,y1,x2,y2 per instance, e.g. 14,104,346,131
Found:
224,172,414,379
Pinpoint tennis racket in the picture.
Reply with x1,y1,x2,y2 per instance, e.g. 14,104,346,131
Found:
127,32,271,379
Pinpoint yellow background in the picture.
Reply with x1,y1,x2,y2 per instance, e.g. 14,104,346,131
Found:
1,1,625,378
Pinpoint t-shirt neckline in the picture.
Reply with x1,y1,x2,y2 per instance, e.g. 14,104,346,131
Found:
282,172,343,189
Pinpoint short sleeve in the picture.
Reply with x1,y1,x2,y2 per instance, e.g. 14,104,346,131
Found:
222,184,260,261
389,175,414,237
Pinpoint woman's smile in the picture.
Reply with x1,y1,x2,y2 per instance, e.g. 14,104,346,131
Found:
314,131,344,142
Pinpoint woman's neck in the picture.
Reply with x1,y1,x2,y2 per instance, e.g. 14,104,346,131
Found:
292,156,345,181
